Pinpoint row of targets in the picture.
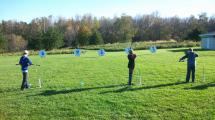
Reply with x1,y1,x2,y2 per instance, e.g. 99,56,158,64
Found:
38,46,157,58
125,45,157,54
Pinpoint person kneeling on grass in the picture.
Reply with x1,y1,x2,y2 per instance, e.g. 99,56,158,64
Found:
179,48,198,83
127,49,137,86
17,50,33,90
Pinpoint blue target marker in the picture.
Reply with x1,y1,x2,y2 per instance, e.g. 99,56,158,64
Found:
39,50,46,58
98,49,106,56
150,46,157,53
74,49,81,56
125,47,133,54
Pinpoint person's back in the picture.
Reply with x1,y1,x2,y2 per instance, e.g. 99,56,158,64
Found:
128,53,136,69
187,51,198,67
179,48,198,82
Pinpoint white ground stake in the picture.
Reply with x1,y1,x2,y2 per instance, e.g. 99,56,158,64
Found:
35,66,42,88
136,69,142,86
137,75,142,86
80,80,84,88
38,78,42,88
202,63,205,82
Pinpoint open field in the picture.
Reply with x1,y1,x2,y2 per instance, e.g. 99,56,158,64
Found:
0,48,214,120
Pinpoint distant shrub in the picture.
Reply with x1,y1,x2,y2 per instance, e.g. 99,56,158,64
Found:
0,40,200,55
80,40,200,51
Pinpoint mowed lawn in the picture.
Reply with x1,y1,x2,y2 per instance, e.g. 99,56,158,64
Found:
0,48,214,120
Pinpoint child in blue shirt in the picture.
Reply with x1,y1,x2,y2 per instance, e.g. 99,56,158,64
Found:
18,50,33,90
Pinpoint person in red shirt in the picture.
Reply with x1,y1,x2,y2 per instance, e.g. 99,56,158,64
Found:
127,49,136,85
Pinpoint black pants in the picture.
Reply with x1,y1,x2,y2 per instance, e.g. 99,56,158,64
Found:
21,72,29,90
128,68,134,85
186,65,195,82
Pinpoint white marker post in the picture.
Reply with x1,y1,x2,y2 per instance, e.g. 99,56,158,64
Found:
136,69,142,86
80,80,84,88
38,78,42,88
202,63,205,82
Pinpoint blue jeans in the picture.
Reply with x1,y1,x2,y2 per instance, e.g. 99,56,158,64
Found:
128,68,134,85
21,72,29,90
186,65,195,82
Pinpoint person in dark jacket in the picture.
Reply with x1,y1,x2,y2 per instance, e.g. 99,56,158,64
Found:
179,48,198,83
127,50,137,85
18,50,33,90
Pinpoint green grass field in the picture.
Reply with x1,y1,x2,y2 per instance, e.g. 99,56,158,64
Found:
0,48,215,120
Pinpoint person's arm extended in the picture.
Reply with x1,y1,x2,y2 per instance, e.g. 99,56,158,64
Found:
28,58,33,66
179,54,188,62
17,57,22,65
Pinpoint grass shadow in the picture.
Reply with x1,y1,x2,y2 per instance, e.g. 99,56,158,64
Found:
100,81,187,94
36,84,126,96
184,82,215,90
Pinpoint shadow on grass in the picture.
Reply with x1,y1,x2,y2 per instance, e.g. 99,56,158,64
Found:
100,81,187,94
168,48,213,53
36,84,126,96
31,81,210,96
184,82,215,90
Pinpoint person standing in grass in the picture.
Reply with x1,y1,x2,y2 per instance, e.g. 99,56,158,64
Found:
179,48,198,83
17,50,33,90
127,49,137,85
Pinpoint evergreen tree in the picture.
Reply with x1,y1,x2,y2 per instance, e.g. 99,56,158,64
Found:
42,27,64,50
89,30,103,45
28,31,43,50
186,28,202,41
0,31,7,51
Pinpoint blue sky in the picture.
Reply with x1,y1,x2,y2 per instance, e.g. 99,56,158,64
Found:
1,0,215,23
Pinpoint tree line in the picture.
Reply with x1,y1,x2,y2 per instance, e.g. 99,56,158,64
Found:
0,12,215,51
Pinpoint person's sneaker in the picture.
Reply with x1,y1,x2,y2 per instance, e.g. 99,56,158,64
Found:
26,84,31,89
